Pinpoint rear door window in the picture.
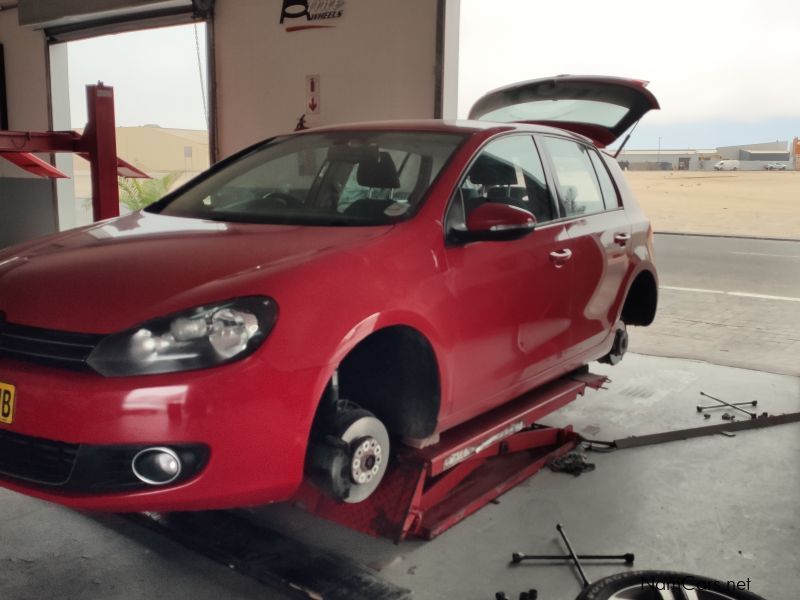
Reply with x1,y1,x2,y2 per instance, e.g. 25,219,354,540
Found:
539,136,606,217
588,150,620,208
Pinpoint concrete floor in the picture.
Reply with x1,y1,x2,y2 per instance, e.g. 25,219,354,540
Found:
1,353,798,599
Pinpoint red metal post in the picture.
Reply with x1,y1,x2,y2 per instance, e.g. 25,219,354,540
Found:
1,86,148,221
83,84,120,221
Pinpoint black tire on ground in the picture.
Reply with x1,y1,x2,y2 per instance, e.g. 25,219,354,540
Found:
599,323,628,365
574,570,767,600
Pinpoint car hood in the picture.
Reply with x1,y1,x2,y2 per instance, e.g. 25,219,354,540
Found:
0,212,392,333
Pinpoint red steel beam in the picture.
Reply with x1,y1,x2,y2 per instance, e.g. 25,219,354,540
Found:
0,130,81,153
1,83,149,220
0,152,68,178
419,373,605,477
82,84,120,221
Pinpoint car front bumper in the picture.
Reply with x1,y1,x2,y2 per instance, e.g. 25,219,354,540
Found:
0,355,325,511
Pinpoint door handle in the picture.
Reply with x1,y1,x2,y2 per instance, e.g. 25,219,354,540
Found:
614,232,631,245
549,248,572,267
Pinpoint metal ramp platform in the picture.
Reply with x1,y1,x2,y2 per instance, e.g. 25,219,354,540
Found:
293,370,606,542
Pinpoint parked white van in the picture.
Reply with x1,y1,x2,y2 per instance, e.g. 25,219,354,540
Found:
714,160,740,171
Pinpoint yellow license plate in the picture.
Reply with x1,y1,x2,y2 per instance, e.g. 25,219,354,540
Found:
0,381,16,425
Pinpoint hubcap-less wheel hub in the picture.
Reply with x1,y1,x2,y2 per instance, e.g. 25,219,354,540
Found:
604,324,628,365
350,436,383,485
338,415,390,503
616,327,629,355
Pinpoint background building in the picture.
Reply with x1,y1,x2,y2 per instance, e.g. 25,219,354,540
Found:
67,125,210,225
617,140,793,171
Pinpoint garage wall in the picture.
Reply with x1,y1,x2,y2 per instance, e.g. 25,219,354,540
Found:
214,0,442,158
0,9,48,131
0,8,58,249
1,0,457,247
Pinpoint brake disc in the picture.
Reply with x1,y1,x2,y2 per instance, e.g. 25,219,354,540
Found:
337,414,390,503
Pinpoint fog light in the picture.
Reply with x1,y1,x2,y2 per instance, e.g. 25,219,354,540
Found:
132,447,182,485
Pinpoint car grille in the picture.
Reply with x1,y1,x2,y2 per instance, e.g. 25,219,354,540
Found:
69,446,144,492
0,322,103,371
0,429,79,485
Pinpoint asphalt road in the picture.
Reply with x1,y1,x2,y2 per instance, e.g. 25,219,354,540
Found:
654,233,800,299
630,234,800,376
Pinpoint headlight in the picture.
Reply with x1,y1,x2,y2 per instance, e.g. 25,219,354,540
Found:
88,297,277,376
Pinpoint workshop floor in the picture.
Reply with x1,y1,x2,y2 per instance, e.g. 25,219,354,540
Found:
1,353,797,600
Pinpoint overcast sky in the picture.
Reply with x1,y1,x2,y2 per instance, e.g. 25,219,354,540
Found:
67,23,208,131
64,2,800,149
458,0,800,148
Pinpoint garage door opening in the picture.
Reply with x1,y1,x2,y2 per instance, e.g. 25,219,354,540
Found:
49,22,210,231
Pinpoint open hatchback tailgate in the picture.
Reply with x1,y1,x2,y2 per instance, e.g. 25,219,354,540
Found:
468,75,660,147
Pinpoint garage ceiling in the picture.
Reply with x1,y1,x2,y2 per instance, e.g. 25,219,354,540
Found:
18,0,212,41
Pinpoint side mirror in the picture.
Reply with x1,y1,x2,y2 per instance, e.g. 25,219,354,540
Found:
453,203,536,243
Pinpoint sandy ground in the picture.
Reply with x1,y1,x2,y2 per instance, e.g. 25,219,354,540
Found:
623,170,800,239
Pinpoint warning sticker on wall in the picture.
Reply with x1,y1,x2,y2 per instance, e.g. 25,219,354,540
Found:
306,74,320,114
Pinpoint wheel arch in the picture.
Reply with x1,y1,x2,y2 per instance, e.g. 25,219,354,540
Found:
309,318,444,441
621,267,658,326
332,324,442,439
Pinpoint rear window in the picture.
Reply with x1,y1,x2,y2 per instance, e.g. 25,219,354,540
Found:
478,100,628,128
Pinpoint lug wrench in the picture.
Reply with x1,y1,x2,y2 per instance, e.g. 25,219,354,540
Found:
511,552,634,564
511,524,634,589
557,523,590,588
697,400,757,413
699,392,757,419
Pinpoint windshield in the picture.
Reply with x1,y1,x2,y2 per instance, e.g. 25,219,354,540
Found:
151,131,466,226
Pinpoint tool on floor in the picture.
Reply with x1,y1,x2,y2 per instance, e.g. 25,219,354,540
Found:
511,551,634,565
697,398,757,413
494,590,537,600
510,524,634,590
699,391,757,419
583,410,800,450
547,450,595,476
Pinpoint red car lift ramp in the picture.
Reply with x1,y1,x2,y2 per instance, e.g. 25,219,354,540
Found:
0,83,148,221
294,370,606,542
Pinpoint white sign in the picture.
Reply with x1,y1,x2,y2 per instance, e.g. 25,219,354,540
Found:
306,74,320,114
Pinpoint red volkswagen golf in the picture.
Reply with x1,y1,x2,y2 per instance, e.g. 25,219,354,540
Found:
0,76,658,510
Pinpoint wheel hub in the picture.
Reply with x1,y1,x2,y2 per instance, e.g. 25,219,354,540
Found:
350,436,383,485
602,323,628,365
306,410,391,504
616,327,629,355
338,414,390,503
